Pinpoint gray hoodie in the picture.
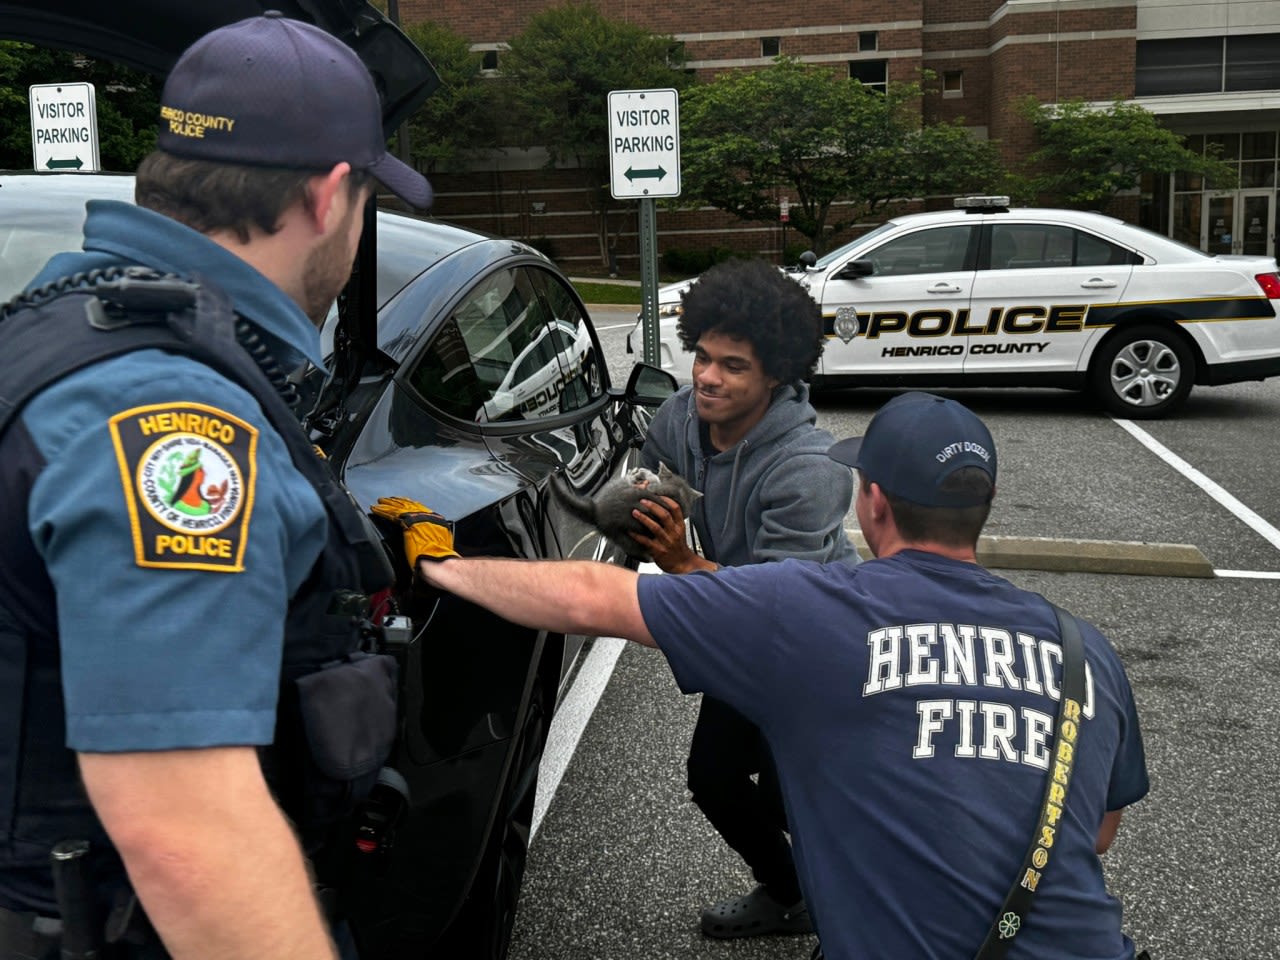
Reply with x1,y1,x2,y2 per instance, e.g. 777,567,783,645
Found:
640,382,860,568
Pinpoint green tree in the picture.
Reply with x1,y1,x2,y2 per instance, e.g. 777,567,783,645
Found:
398,20,497,174
500,1,691,265
0,41,159,171
1019,97,1236,209
680,57,1003,254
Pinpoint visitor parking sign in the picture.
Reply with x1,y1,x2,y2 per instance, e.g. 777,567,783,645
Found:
608,88,680,200
29,82,99,172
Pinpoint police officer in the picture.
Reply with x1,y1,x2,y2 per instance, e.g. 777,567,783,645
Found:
0,14,431,959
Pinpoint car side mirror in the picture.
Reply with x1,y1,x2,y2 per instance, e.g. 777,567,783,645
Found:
798,250,817,269
832,259,874,280
625,363,677,407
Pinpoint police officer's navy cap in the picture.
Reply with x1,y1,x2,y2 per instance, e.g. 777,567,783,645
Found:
827,392,997,507
157,11,432,209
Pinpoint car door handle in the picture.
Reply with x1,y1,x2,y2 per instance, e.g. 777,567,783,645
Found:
1080,278,1117,289
927,282,963,294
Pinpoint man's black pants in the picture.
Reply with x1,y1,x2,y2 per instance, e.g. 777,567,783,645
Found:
686,696,803,904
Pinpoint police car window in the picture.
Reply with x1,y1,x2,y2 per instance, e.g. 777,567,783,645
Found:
406,267,561,423
990,224,1137,269
528,268,604,414
1075,231,1138,266
864,226,974,276
989,224,1074,269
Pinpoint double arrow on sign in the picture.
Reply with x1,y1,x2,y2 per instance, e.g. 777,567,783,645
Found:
45,156,84,170
624,165,668,182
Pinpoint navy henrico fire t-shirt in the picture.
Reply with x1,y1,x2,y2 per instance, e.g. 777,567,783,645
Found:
638,550,1148,960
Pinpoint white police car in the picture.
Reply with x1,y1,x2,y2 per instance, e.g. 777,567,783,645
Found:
633,197,1280,418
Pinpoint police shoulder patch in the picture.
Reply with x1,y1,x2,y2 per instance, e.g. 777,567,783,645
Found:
109,402,258,572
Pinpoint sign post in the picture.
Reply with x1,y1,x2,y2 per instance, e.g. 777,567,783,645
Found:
780,197,790,263
29,82,99,172
608,88,680,368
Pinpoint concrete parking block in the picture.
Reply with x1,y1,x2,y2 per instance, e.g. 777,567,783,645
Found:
847,531,1215,578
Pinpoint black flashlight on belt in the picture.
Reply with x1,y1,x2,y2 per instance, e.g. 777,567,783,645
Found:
51,839,99,959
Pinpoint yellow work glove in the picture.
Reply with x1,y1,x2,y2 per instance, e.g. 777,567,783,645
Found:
369,496,459,568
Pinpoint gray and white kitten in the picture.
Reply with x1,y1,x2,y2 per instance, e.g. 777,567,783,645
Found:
551,463,701,561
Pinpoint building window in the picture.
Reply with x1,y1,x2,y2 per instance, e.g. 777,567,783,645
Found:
1226,34,1280,92
943,70,963,98
859,31,878,52
1136,37,1220,96
849,59,888,93
761,36,780,58
1138,33,1280,96
481,49,499,72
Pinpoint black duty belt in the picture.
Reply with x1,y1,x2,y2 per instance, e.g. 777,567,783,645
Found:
0,905,60,960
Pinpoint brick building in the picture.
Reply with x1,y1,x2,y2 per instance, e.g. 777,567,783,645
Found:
401,0,1280,270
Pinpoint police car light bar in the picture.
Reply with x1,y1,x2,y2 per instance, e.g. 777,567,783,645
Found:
954,196,1011,210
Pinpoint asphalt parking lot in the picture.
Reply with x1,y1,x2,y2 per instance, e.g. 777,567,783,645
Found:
508,310,1280,960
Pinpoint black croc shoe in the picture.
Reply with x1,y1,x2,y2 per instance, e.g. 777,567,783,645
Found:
700,885,814,938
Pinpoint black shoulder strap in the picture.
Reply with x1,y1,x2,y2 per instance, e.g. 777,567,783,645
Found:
973,601,1088,960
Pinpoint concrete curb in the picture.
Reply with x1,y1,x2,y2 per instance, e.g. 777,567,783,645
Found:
846,531,1215,578
569,276,642,287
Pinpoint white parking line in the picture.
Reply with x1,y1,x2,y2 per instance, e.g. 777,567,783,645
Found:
531,636,626,841
1213,569,1280,579
532,560,662,842
594,322,636,331
1113,417,1280,554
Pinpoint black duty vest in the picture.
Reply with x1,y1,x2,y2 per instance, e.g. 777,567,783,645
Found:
0,268,397,915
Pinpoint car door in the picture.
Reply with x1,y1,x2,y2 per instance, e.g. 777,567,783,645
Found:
813,223,978,379
335,259,626,953
965,220,1136,375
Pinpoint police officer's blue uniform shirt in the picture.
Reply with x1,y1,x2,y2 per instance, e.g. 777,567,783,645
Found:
638,550,1149,960
23,200,328,752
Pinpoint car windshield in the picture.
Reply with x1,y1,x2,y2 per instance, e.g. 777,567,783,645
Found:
811,220,899,270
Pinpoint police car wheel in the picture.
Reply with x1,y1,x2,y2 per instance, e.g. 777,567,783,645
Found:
1090,324,1194,419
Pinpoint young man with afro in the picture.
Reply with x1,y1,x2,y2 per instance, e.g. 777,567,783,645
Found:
628,257,860,940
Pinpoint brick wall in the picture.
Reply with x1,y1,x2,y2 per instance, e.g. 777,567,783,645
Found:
425,165,878,268
403,0,1143,266
406,0,922,38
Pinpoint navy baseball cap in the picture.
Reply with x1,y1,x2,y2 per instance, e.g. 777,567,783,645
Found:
827,392,997,507
157,12,432,209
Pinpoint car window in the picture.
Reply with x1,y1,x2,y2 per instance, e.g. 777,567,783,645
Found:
863,225,974,276
407,266,586,424
1074,230,1139,266
512,324,564,382
528,268,604,414
988,223,1138,269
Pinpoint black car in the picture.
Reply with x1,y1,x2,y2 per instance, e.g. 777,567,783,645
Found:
0,3,675,957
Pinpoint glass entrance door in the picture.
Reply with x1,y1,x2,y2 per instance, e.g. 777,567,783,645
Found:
1202,190,1275,256
1239,191,1272,255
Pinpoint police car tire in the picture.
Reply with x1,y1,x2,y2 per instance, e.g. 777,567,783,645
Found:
1090,324,1194,419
